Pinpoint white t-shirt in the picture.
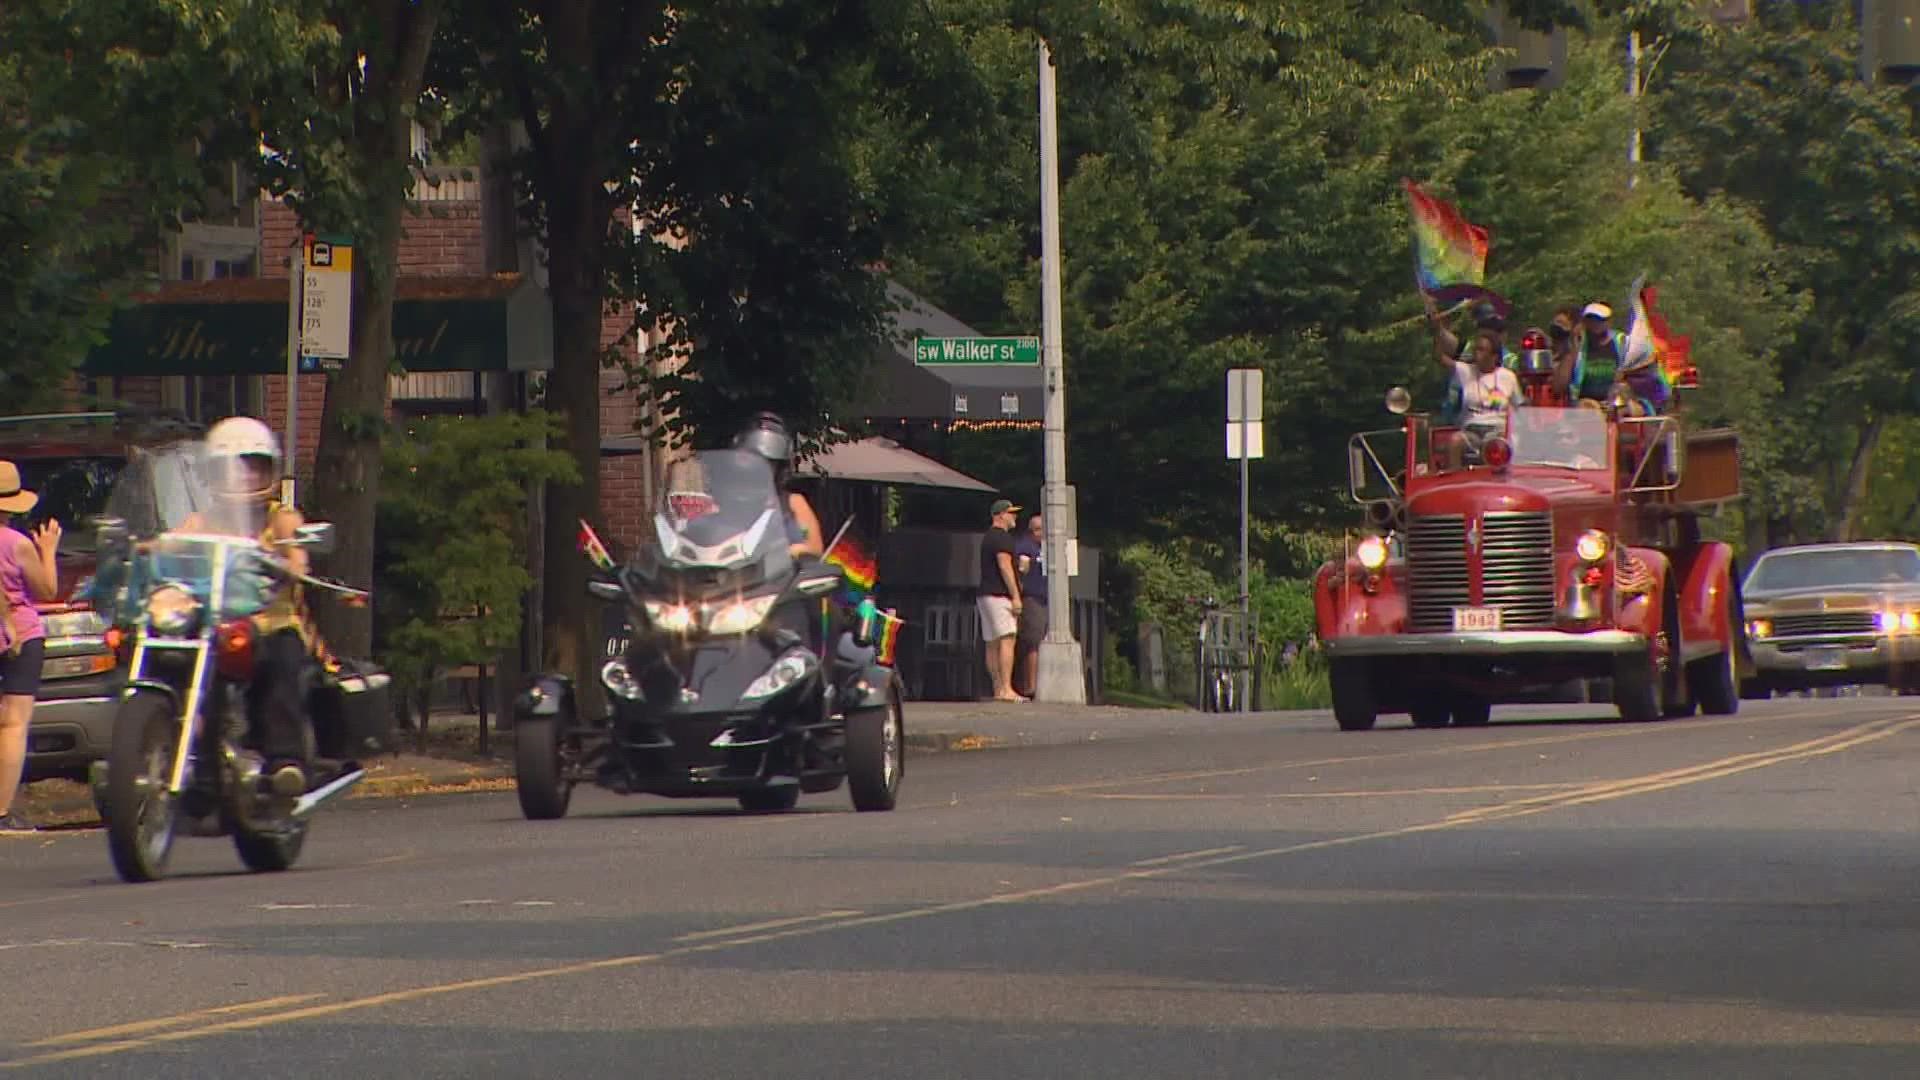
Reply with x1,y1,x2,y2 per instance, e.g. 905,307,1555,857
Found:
1452,361,1520,428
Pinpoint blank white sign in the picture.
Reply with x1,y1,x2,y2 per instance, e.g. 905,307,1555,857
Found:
1226,421,1265,460
1226,368,1264,422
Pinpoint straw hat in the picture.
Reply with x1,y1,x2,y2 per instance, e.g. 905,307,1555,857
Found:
0,462,36,515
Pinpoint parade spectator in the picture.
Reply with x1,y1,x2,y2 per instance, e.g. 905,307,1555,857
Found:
977,499,1025,703
1013,513,1047,697
0,462,59,833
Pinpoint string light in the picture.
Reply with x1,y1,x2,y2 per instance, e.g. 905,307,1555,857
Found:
947,419,1042,433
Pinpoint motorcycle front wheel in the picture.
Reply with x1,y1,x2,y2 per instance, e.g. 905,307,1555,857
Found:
105,690,184,884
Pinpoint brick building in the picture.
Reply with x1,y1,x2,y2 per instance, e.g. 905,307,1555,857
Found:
75,163,662,550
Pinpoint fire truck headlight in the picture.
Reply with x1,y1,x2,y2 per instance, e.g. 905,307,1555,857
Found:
1355,535,1389,572
1575,529,1610,564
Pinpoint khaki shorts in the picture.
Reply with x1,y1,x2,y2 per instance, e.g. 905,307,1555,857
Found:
977,595,1018,641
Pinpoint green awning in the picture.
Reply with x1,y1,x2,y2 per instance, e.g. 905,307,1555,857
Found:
83,275,553,376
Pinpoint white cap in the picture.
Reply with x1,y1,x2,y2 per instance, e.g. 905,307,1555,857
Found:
1581,302,1613,320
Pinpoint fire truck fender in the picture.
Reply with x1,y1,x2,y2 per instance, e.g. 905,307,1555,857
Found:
1312,558,1406,640
1615,547,1676,650
1671,541,1737,663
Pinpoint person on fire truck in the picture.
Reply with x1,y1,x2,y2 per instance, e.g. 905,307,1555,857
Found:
1431,325,1521,470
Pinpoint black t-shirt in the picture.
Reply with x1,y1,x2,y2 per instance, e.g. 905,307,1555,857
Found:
979,527,1018,596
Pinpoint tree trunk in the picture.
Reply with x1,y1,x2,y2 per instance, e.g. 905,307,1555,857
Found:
305,0,442,660
537,196,607,705
1826,415,1886,543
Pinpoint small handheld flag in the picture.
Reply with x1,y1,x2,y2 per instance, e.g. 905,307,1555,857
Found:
577,518,616,572
875,608,903,667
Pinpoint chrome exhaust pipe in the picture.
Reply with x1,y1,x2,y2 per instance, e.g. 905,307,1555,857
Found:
291,768,365,820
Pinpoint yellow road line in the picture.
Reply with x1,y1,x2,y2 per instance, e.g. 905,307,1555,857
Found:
1087,782,1584,801
1021,711,1783,797
25,995,325,1048
670,910,865,943
6,709,1909,1070
1129,846,1247,867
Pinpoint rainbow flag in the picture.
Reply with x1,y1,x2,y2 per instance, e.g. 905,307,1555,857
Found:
577,519,616,572
1623,280,1698,389
1404,179,1490,302
825,531,878,594
875,608,903,667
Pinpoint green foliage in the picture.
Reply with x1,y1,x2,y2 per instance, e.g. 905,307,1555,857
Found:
0,1,332,401
1260,651,1331,711
373,411,579,693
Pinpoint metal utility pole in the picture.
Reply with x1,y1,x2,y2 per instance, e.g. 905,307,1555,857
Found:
283,238,302,505
1628,30,1643,190
1035,38,1086,706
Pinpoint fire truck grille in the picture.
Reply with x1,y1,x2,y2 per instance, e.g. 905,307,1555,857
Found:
1406,511,1556,632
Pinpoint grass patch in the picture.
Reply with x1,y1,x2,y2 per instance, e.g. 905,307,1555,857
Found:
1103,688,1188,710
1260,653,1331,711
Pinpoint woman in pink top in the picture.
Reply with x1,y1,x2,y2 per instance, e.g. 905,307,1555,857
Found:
0,461,62,833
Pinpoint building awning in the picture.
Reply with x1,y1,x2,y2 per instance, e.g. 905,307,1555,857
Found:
82,275,553,377
847,282,1043,422
798,437,996,492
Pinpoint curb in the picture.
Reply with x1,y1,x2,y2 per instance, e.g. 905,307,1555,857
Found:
20,729,1010,825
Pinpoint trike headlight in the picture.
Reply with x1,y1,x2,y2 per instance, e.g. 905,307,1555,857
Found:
145,584,203,636
742,649,817,702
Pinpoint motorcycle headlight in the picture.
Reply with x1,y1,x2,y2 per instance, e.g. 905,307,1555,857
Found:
742,649,818,702
145,584,203,636
642,601,696,634
600,658,643,701
705,595,778,635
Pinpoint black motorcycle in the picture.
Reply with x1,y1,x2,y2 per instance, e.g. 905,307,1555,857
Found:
513,448,905,817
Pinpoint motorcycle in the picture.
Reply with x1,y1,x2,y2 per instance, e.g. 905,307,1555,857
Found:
87,441,392,883
514,447,905,817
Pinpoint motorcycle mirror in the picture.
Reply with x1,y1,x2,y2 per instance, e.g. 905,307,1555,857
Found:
587,580,625,602
796,572,842,598
1385,387,1412,415
93,516,129,550
294,522,337,554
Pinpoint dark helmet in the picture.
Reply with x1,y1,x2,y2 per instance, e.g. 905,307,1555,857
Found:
733,411,793,465
1471,300,1506,332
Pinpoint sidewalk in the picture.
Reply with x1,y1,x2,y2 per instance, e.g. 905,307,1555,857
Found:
19,699,1301,826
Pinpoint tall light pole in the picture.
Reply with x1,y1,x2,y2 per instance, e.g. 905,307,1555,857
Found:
1035,38,1086,705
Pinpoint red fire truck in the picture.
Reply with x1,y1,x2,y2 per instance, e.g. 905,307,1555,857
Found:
1315,332,1745,730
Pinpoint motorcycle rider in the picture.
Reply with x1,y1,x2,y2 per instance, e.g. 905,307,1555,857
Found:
178,417,325,798
732,412,825,559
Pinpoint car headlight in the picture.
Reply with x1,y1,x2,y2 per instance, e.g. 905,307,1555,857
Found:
1876,611,1919,635
145,584,203,636
1355,535,1389,572
705,595,778,635
600,658,643,701
643,601,696,633
42,610,107,640
1747,618,1771,639
742,649,817,702
1575,529,1610,564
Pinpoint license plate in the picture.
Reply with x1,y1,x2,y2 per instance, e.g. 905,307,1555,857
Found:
1804,647,1847,671
1453,606,1502,633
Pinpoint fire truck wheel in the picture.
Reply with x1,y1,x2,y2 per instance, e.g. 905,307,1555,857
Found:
1688,647,1739,716
1450,698,1492,726
1330,658,1378,732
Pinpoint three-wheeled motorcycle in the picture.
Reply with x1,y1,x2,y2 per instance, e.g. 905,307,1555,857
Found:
86,440,393,883
513,448,905,817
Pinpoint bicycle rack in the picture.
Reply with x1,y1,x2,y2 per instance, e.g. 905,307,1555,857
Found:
1196,610,1257,713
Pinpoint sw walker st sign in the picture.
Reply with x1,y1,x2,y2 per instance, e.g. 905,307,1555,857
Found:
915,336,1040,366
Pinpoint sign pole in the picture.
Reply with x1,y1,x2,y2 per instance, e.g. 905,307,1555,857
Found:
284,237,303,506
1226,369,1264,713
1238,381,1251,713
1035,38,1085,706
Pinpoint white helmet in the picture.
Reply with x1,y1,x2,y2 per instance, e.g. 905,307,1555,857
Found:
204,416,283,502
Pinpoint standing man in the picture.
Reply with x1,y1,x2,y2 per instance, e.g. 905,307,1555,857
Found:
977,498,1025,703
1013,512,1047,698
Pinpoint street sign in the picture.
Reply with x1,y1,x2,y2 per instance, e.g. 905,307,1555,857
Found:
301,233,352,361
915,336,1040,366
1226,368,1263,421
1226,422,1265,460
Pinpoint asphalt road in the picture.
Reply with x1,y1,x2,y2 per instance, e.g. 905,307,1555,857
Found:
6,697,1920,1078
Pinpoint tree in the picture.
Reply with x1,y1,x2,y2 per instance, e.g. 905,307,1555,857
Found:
0,3,330,404
255,1,448,657
437,0,986,689
374,411,577,732
1653,2,1920,544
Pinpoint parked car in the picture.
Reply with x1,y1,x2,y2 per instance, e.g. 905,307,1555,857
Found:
1740,541,1920,699
1,411,202,783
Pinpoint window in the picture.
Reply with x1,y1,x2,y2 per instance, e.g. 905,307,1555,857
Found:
165,224,263,423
